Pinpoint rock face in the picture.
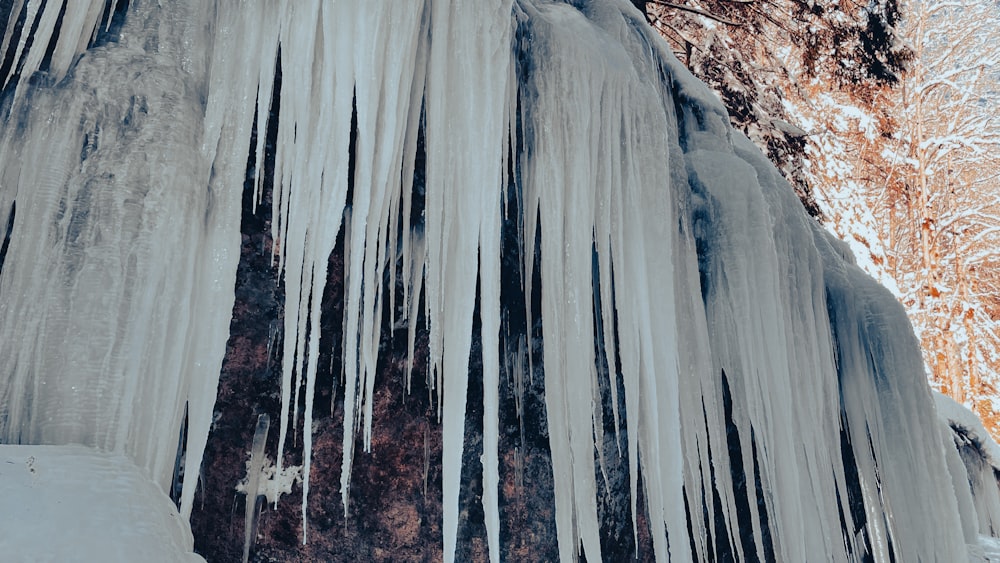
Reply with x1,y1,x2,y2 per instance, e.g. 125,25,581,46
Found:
190,108,570,563
193,167,656,562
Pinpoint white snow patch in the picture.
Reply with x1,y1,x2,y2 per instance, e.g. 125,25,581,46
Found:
0,445,203,562
236,456,302,505
972,535,1000,562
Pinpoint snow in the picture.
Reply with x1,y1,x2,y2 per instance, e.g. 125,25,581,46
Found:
235,457,302,506
1,0,998,561
0,445,203,562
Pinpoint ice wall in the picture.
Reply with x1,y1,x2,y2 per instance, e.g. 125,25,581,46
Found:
0,0,987,561
0,0,238,519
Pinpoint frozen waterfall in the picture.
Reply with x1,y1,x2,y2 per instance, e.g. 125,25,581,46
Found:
0,0,996,561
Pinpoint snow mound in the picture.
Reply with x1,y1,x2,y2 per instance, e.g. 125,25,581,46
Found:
972,535,1000,562
0,445,203,562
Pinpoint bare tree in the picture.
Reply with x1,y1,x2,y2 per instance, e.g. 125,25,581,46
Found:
868,0,1000,431
642,0,909,217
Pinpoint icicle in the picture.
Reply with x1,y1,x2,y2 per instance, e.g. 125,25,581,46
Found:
243,415,271,563
46,1,105,80
406,235,426,393
0,0,110,105
479,97,504,563
104,0,122,32
515,3,692,559
0,0,27,76
333,0,427,525
422,1,513,561
1,0,45,92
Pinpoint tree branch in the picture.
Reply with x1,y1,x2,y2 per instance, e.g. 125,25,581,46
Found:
647,0,742,26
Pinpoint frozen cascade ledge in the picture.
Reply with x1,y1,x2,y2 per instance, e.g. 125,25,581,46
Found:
0,445,204,562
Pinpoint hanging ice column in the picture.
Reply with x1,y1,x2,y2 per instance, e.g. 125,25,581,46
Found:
515,3,690,560
660,30,971,563
514,1,972,560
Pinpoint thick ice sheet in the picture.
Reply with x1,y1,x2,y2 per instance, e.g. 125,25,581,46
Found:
0,445,203,562
0,2,237,521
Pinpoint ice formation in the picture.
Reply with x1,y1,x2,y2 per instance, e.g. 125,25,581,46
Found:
242,414,270,563
0,0,996,561
935,392,1000,541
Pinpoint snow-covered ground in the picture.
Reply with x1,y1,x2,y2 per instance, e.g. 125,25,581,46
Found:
0,445,203,562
